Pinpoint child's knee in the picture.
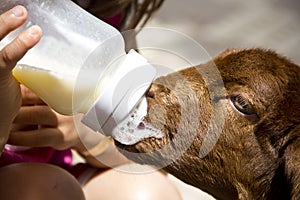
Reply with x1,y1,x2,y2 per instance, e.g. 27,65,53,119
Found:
83,164,182,200
0,163,85,200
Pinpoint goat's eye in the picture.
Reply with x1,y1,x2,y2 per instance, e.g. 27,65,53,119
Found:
229,94,256,116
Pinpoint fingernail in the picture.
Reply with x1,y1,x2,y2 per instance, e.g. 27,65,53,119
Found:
28,25,41,37
12,5,24,17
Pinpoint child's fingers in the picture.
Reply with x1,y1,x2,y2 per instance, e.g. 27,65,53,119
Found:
13,105,58,126
0,5,27,40
20,85,45,105
9,128,63,148
0,25,42,71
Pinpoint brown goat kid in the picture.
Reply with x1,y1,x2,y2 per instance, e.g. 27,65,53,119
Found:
114,48,300,200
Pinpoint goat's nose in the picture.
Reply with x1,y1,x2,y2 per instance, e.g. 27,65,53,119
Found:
147,84,160,98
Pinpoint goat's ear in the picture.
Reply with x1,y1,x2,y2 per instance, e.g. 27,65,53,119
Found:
283,125,300,199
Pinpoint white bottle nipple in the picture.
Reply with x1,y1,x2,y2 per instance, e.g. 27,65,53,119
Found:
81,50,157,135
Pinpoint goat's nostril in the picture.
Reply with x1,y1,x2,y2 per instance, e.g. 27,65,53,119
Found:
147,89,155,98
147,84,160,98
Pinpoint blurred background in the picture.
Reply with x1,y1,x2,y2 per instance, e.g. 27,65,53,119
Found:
138,0,300,69
136,0,300,199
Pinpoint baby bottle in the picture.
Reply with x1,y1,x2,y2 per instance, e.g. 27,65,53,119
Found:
0,0,156,137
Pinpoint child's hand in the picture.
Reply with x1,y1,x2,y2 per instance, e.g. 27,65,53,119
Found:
0,6,41,143
10,86,130,168
9,85,81,150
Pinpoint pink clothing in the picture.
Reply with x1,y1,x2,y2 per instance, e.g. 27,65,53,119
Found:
1,145,97,185
102,13,122,27
0,146,72,168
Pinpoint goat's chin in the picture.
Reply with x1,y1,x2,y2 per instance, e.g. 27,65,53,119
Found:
114,132,170,154
114,132,176,167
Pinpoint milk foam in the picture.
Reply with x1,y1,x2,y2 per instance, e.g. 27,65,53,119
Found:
111,98,164,145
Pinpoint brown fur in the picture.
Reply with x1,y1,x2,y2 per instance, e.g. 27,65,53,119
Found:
115,48,300,200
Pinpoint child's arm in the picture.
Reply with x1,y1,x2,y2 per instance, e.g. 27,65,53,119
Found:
0,5,41,153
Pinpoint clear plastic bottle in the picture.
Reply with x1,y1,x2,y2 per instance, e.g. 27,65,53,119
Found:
0,0,156,136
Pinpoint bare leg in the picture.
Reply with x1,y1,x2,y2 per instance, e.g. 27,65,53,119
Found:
0,163,85,200
83,164,182,200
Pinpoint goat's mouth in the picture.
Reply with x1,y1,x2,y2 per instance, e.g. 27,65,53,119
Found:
110,97,166,146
